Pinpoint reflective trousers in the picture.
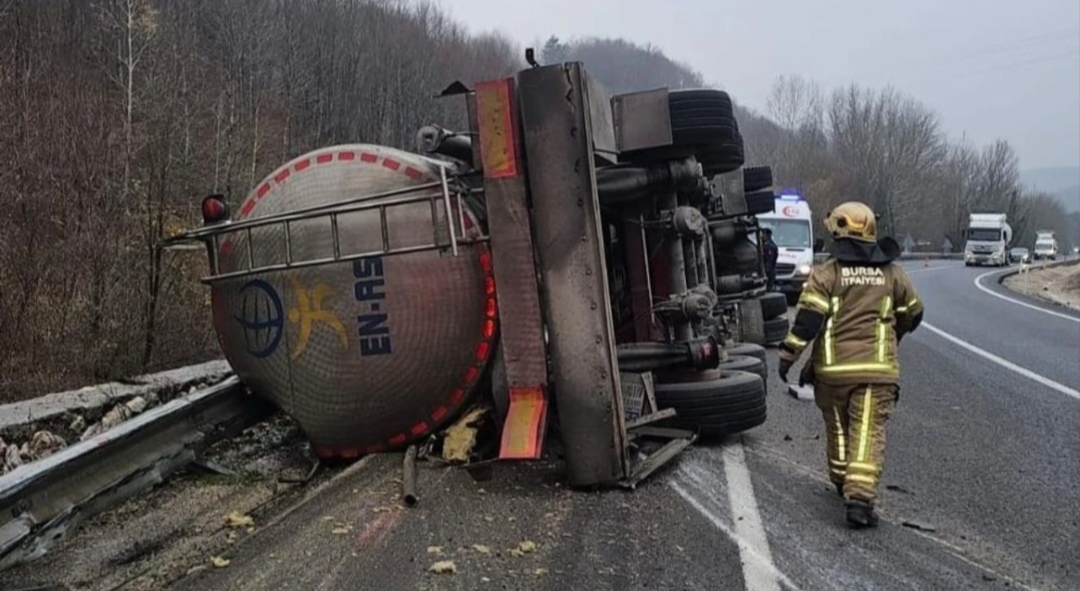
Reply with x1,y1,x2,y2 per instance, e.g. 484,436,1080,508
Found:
814,383,897,504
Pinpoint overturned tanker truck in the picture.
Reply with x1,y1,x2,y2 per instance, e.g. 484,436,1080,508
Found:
165,58,780,489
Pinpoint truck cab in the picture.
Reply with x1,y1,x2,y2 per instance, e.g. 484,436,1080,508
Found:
1033,231,1058,261
754,194,813,304
964,213,1012,267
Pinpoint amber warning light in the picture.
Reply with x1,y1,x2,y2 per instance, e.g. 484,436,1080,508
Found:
201,194,229,224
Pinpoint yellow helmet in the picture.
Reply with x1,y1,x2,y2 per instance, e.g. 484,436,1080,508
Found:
826,201,878,243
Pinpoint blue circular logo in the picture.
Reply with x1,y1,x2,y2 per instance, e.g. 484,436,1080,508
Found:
234,279,284,358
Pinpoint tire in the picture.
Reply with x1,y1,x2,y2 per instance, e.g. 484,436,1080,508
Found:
785,291,799,306
758,292,788,319
720,354,766,385
666,89,746,175
714,238,759,275
697,135,745,176
654,370,766,439
745,190,776,216
725,342,766,366
739,298,766,345
764,315,789,345
742,166,773,193
709,218,748,246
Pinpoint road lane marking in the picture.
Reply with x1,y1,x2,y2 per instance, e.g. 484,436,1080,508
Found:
973,267,1080,323
672,443,796,591
723,441,784,591
671,482,801,591
922,322,1080,401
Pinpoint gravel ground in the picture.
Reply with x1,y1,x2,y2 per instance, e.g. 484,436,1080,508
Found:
1003,261,1080,309
0,412,323,591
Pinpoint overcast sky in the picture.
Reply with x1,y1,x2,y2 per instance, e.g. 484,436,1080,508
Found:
434,0,1080,171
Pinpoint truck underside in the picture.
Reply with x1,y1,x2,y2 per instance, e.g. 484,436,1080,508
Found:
161,58,786,492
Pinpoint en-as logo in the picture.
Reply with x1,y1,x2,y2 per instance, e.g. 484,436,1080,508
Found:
234,279,284,358
286,276,349,360
782,205,800,217
353,257,394,357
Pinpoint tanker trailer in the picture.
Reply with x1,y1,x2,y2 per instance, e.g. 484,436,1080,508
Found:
186,146,497,460
164,58,769,488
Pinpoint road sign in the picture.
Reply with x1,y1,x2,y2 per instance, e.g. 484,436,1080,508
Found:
902,234,916,253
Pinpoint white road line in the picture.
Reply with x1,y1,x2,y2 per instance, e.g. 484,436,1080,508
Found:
723,442,783,591
922,322,1080,401
672,480,799,591
973,269,1080,323
671,442,793,591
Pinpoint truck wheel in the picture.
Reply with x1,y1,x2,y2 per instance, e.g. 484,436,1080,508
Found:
719,354,766,385
742,166,773,193
764,316,789,346
695,136,746,176
667,89,746,175
726,342,766,366
739,298,767,345
714,238,759,274
758,292,788,319
654,370,766,440
745,190,777,216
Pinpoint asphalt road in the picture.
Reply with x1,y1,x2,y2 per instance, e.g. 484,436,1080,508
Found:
747,260,1079,591
10,260,1077,591
159,260,1079,591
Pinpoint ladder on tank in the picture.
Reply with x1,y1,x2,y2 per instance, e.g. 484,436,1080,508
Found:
165,166,487,284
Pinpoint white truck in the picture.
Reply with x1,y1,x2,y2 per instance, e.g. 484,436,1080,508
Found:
964,213,1012,267
756,194,814,304
1033,230,1058,261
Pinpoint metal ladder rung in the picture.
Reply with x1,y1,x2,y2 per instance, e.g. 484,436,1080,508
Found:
201,238,489,284
329,215,339,261
197,171,482,282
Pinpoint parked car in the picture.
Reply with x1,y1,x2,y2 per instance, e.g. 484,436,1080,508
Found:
1008,247,1030,264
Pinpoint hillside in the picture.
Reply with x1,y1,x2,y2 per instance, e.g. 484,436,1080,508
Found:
0,0,522,401
1020,167,1080,213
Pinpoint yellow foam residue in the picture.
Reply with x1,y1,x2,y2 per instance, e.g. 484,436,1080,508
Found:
441,407,487,462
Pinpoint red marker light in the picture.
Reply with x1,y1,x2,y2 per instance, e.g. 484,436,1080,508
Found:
201,194,229,224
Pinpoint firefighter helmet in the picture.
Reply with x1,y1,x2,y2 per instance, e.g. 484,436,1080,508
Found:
826,201,878,243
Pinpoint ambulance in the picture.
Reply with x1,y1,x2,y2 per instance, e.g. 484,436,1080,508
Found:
755,194,814,305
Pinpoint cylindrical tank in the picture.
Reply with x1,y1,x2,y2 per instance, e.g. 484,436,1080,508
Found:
208,145,497,459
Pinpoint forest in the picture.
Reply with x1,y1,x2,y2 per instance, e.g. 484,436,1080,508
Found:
1,0,1074,400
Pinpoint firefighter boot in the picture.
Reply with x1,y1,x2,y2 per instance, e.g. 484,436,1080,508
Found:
845,499,879,528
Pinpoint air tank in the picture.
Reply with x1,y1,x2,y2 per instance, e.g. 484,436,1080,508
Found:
208,145,497,459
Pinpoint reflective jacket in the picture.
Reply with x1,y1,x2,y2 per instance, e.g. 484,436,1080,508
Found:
779,258,923,385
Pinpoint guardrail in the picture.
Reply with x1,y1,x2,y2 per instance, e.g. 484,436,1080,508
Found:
0,375,271,570
898,252,964,260
812,252,963,263
996,256,1080,283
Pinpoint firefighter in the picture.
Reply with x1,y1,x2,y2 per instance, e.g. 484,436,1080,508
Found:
761,227,779,291
776,201,923,528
